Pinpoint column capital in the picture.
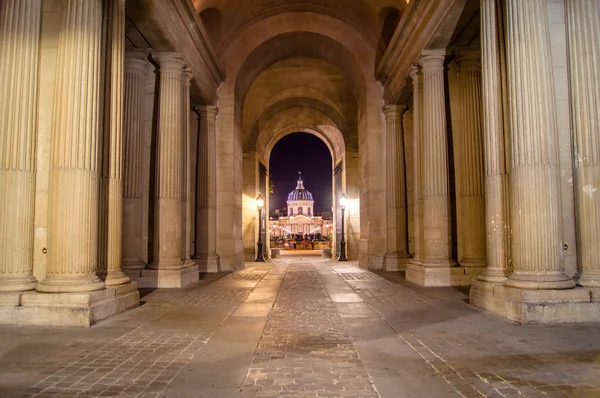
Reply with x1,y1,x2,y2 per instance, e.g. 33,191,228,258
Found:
408,64,420,81
182,68,194,86
455,51,482,70
383,105,407,120
153,52,185,73
125,52,149,74
195,105,219,119
419,50,446,72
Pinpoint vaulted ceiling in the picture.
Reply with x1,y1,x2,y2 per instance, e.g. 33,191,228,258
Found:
194,0,407,55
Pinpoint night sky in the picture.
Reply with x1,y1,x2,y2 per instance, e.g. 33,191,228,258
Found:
269,133,332,214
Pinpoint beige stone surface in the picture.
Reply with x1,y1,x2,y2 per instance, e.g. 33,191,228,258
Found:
2,0,600,328
37,0,105,294
0,0,42,292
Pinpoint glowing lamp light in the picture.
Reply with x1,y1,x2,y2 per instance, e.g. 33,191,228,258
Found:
256,194,264,210
339,193,348,209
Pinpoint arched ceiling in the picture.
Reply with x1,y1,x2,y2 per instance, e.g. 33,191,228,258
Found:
198,0,407,55
243,57,357,151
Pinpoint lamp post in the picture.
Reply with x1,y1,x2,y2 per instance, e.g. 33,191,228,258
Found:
255,194,265,262
338,193,348,261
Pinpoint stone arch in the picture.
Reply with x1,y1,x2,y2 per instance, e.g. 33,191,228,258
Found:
217,11,386,270
248,98,351,155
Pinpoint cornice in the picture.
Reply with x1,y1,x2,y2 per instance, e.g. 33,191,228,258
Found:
145,0,226,104
375,0,461,101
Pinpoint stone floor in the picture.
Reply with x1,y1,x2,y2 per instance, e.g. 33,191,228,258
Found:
1,253,599,398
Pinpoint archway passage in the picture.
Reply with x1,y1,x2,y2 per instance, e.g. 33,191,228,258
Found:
268,133,333,255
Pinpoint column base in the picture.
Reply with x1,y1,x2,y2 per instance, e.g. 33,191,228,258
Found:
406,262,485,287
383,252,412,272
105,270,131,286
470,280,600,324
36,275,105,293
138,265,199,288
0,282,139,327
0,275,37,292
193,253,220,273
576,271,600,288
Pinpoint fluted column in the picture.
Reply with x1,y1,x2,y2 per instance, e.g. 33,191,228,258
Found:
193,106,220,272
0,0,41,292
504,0,574,289
37,0,105,293
566,0,600,287
419,53,456,267
479,0,511,283
121,54,148,271
102,0,130,286
148,53,185,270
456,55,486,268
408,66,425,264
403,109,415,255
384,105,410,268
180,70,195,267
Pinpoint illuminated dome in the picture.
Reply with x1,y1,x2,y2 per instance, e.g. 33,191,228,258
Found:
287,174,314,202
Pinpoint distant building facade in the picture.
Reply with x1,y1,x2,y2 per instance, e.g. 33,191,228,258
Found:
270,174,332,237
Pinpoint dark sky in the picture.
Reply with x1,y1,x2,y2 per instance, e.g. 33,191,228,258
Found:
269,133,332,214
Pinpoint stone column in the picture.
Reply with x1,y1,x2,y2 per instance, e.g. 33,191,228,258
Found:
193,106,220,272
37,0,105,293
102,0,130,286
408,66,425,264
566,0,600,287
504,0,574,290
384,105,411,270
456,55,486,268
402,109,415,255
180,70,195,267
121,54,148,272
419,53,456,267
148,53,185,271
0,0,42,292
478,0,511,282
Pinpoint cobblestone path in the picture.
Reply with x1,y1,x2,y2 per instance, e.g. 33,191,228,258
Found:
0,258,599,398
241,261,378,397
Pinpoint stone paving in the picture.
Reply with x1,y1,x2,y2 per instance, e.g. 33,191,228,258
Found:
0,256,599,397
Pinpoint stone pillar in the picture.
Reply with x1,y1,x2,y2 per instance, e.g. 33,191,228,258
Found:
193,106,220,272
566,0,600,287
384,105,411,271
0,0,42,292
37,0,105,293
456,55,486,269
102,0,130,286
121,54,148,273
478,0,511,283
504,0,574,290
419,53,456,267
408,66,424,264
402,109,415,255
180,70,195,267
148,53,185,271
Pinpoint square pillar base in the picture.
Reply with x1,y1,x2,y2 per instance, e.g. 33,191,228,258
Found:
0,282,139,327
138,265,199,288
470,280,600,324
383,255,412,272
406,263,485,286
123,269,144,281
193,255,220,273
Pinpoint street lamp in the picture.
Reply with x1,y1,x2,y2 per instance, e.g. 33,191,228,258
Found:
338,193,348,261
255,194,265,262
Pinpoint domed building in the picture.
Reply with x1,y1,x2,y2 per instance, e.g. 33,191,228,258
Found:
287,174,314,217
270,174,332,238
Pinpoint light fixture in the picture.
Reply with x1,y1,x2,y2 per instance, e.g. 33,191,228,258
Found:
255,194,265,262
338,193,348,261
